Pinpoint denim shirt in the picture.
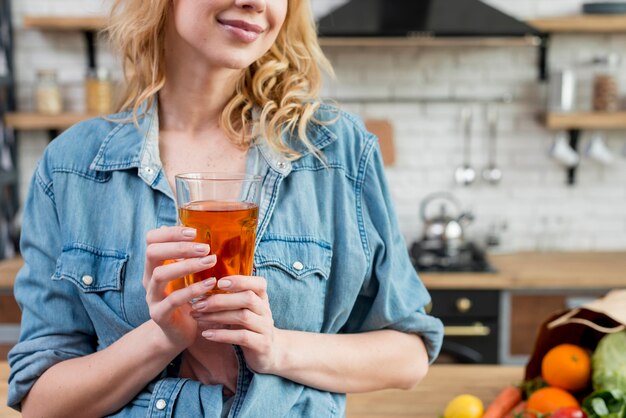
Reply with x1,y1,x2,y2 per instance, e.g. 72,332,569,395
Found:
8,103,444,417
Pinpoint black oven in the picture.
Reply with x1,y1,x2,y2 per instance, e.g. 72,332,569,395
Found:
428,289,500,364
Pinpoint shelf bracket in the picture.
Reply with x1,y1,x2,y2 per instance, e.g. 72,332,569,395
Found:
538,34,550,82
47,129,59,142
84,30,97,71
566,129,581,186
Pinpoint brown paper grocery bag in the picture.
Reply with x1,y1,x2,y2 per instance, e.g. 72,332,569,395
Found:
524,289,626,381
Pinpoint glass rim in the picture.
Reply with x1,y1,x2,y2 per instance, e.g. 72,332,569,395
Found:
174,172,262,182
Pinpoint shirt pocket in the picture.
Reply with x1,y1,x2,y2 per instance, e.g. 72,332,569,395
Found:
52,244,128,323
254,235,332,333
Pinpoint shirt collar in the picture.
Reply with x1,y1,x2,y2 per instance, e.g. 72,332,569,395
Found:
89,100,158,173
90,100,338,179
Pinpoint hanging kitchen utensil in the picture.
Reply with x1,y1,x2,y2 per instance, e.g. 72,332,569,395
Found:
455,108,476,186
365,119,396,166
481,106,502,185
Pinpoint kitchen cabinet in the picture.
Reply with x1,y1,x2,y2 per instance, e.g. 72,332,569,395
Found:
421,252,624,364
429,289,501,364
500,289,608,364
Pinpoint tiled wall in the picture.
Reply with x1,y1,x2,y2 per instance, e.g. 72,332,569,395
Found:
12,0,626,252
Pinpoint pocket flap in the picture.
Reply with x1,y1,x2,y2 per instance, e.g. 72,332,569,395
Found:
255,235,332,280
53,244,128,292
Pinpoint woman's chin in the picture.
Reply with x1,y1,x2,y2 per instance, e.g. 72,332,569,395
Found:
210,48,266,70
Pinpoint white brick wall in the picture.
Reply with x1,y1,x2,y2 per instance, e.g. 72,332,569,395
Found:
12,0,626,252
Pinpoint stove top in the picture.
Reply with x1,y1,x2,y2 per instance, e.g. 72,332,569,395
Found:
410,240,495,273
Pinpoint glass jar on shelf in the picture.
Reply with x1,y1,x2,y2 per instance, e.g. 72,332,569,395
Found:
85,67,113,114
35,69,63,115
591,53,620,112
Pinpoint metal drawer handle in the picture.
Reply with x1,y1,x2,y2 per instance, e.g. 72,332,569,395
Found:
444,322,491,337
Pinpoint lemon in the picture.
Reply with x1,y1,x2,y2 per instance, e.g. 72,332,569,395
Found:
443,394,484,418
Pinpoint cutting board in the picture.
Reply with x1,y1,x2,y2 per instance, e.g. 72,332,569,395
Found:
364,119,396,166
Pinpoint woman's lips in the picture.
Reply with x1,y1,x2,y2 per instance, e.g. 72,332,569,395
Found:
218,19,264,43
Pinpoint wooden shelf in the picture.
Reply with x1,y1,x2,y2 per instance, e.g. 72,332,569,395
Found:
546,112,626,130
23,16,107,31
4,113,97,131
319,36,541,47
529,15,626,33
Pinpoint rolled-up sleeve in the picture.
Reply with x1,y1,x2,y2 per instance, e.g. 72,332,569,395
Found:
7,159,96,410
342,138,444,363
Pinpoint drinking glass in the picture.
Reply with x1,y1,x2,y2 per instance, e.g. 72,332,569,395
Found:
174,173,262,295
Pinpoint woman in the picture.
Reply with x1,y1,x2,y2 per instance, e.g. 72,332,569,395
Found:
8,0,443,416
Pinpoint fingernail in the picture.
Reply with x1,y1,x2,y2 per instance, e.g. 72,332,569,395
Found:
194,244,210,253
182,228,197,238
200,255,216,265
202,331,215,339
203,277,216,287
218,279,232,289
193,301,207,310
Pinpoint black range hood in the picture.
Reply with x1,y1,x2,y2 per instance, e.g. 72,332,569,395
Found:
317,0,540,39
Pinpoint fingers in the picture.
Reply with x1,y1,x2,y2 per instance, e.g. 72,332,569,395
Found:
149,277,217,324
146,225,198,244
144,226,201,275
216,275,268,300
191,288,268,317
201,328,266,350
146,255,217,305
192,309,267,334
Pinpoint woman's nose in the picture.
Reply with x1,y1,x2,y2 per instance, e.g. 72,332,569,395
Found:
234,0,266,13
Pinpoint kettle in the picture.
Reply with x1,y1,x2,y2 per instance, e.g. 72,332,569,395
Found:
419,192,474,255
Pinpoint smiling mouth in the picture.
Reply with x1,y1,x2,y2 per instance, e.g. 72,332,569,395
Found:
217,18,266,43
217,19,265,34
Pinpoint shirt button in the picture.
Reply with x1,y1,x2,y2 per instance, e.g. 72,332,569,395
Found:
155,399,167,410
292,261,304,271
81,275,94,286
144,166,154,175
277,161,287,169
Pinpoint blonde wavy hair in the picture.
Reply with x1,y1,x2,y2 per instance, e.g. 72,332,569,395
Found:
108,0,334,160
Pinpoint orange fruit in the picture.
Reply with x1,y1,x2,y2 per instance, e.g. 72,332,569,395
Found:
541,344,591,392
527,387,579,414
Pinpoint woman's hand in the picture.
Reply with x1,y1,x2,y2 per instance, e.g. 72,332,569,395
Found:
190,275,281,374
179,335,239,394
143,226,219,351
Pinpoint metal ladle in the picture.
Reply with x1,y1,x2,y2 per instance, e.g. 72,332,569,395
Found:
482,106,502,185
454,108,476,186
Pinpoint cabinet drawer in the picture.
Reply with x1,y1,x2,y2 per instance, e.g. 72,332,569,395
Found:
429,290,500,319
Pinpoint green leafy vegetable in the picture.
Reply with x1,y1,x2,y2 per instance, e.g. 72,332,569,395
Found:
520,377,548,400
582,390,626,418
593,331,626,393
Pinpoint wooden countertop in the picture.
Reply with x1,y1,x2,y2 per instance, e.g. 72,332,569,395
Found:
0,362,522,418
1,362,19,418
2,251,626,291
347,365,523,417
421,251,626,289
